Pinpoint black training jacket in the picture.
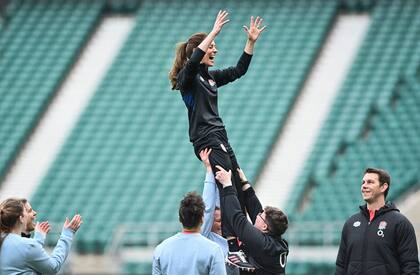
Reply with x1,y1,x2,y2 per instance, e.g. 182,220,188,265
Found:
335,202,419,275
221,185,289,275
176,48,252,143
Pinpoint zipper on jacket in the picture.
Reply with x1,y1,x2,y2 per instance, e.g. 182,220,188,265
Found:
360,208,387,275
361,216,370,275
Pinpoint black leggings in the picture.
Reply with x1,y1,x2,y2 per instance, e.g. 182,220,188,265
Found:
194,130,246,238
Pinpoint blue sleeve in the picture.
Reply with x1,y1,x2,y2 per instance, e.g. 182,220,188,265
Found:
26,228,74,274
210,246,227,275
201,171,218,238
177,48,206,90
152,247,163,275
33,231,46,246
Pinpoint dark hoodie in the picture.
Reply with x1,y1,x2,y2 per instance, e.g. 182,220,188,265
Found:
336,202,419,275
221,185,289,275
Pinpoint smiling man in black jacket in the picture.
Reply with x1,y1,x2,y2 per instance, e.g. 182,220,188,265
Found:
335,168,419,275
215,165,289,275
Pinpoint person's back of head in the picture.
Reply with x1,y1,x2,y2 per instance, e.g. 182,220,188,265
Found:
179,192,205,230
264,206,288,237
0,198,25,247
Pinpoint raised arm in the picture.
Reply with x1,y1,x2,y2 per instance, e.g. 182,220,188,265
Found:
243,16,266,55
215,166,270,253
27,215,82,274
199,148,218,237
210,16,266,87
237,168,262,224
199,11,229,53
177,11,229,89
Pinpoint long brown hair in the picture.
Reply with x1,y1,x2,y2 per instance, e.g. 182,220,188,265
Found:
169,32,207,90
0,198,25,248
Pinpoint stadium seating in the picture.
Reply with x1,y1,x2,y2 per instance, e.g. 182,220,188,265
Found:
0,0,105,180
106,0,141,13
340,0,376,12
120,260,336,275
287,261,335,275
286,0,420,245
121,261,151,275
2,0,418,274
29,0,338,253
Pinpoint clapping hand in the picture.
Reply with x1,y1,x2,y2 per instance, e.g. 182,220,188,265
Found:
64,214,83,233
35,221,51,236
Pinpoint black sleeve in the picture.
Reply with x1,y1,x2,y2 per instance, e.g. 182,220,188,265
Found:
335,222,348,275
221,186,269,254
396,218,419,275
176,48,206,90
243,185,263,224
209,51,252,88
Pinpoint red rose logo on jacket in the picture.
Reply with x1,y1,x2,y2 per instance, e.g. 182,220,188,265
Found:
378,221,387,230
377,221,387,238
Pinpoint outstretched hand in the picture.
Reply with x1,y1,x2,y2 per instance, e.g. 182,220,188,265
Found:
211,10,230,36
199,148,212,172
243,16,266,42
64,214,83,233
215,165,232,187
35,221,51,236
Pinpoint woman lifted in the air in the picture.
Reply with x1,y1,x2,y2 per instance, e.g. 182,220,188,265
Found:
169,10,266,271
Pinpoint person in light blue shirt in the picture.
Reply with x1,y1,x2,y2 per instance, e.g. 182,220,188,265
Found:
199,148,239,275
152,192,226,275
18,198,51,242
0,197,83,275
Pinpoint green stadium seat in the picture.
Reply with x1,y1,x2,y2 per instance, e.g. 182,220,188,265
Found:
0,0,105,180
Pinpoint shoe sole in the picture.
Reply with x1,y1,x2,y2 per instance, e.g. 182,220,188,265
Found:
226,260,256,272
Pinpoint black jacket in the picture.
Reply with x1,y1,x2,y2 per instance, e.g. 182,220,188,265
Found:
221,185,289,275
336,202,419,275
177,48,252,143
